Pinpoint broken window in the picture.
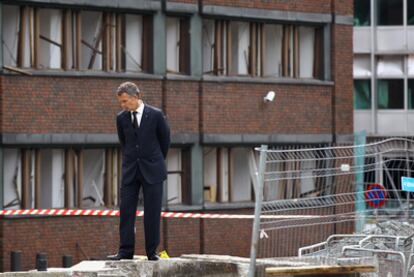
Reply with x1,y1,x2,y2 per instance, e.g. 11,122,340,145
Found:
38,9,63,69
377,79,404,109
230,148,253,202
203,147,255,203
354,80,372,109
203,147,218,202
377,55,404,76
262,24,283,77
39,149,65,208
2,147,121,209
2,5,152,73
166,16,190,75
81,11,103,70
82,149,105,207
354,0,370,26
166,148,182,204
299,26,315,78
202,19,323,79
202,19,215,74
229,21,250,75
282,25,298,78
3,149,22,209
377,0,403,26
202,19,230,75
2,5,20,67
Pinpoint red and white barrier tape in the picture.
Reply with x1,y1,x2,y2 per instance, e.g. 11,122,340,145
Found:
0,209,319,219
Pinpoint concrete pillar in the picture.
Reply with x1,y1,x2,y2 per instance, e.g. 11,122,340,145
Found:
191,143,203,205
190,14,202,77
153,11,166,75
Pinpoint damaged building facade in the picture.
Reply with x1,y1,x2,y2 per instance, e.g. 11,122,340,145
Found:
353,0,414,201
0,0,353,271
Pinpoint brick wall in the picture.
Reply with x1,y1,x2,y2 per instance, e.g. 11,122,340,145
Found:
332,0,353,16
0,77,163,134
0,76,339,136
0,213,250,272
332,24,354,135
164,80,199,135
0,207,352,272
201,82,333,134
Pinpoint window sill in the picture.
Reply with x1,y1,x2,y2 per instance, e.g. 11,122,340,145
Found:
165,73,200,81
1,68,164,80
202,75,334,86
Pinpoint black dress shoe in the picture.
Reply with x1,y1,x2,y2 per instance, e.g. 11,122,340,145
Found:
147,254,160,261
107,253,133,260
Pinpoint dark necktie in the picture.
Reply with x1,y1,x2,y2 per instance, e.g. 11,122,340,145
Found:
132,111,139,128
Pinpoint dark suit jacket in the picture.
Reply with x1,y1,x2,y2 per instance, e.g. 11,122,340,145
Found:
116,104,170,185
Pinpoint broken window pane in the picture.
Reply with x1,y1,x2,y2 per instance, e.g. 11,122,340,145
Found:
377,79,404,109
354,0,370,26
300,160,316,197
83,149,105,207
38,9,62,69
166,17,180,73
202,19,215,74
203,147,217,202
262,24,282,77
2,5,20,67
229,21,250,75
3,149,22,209
354,80,371,109
125,14,143,72
230,148,252,202
282,25,299,78
353,55,371,77
377,55,404,76
167,148,182,204
40,149,65,208
377,0,403,26
81,11,103,70
299,26,315,78
408,79,414,109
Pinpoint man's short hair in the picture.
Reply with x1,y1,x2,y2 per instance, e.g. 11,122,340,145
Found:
116,82,140,97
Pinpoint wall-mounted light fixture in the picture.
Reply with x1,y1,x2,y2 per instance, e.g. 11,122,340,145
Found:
263,91,275,103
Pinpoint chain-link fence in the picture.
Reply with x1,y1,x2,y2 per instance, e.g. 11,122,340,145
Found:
248,138,414,277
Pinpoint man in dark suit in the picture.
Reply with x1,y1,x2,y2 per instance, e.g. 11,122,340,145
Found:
108,81,170,261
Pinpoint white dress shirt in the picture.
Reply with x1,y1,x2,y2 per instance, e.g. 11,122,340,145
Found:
131,101,144,127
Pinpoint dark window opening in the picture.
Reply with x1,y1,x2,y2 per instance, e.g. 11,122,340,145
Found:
377,0,403,26
377,79,404,109
354,0,371,26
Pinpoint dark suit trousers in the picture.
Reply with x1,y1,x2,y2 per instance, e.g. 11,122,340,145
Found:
119,166,163,257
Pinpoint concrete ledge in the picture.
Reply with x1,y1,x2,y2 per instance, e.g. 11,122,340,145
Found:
202,5,332,24
0,133,198,145
0,255,378,277
0,70,164,80
202,75,334,86
1,133,119,145
202,134,334,145
166,2,198,14
2,0,161,11
335,15,354,26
